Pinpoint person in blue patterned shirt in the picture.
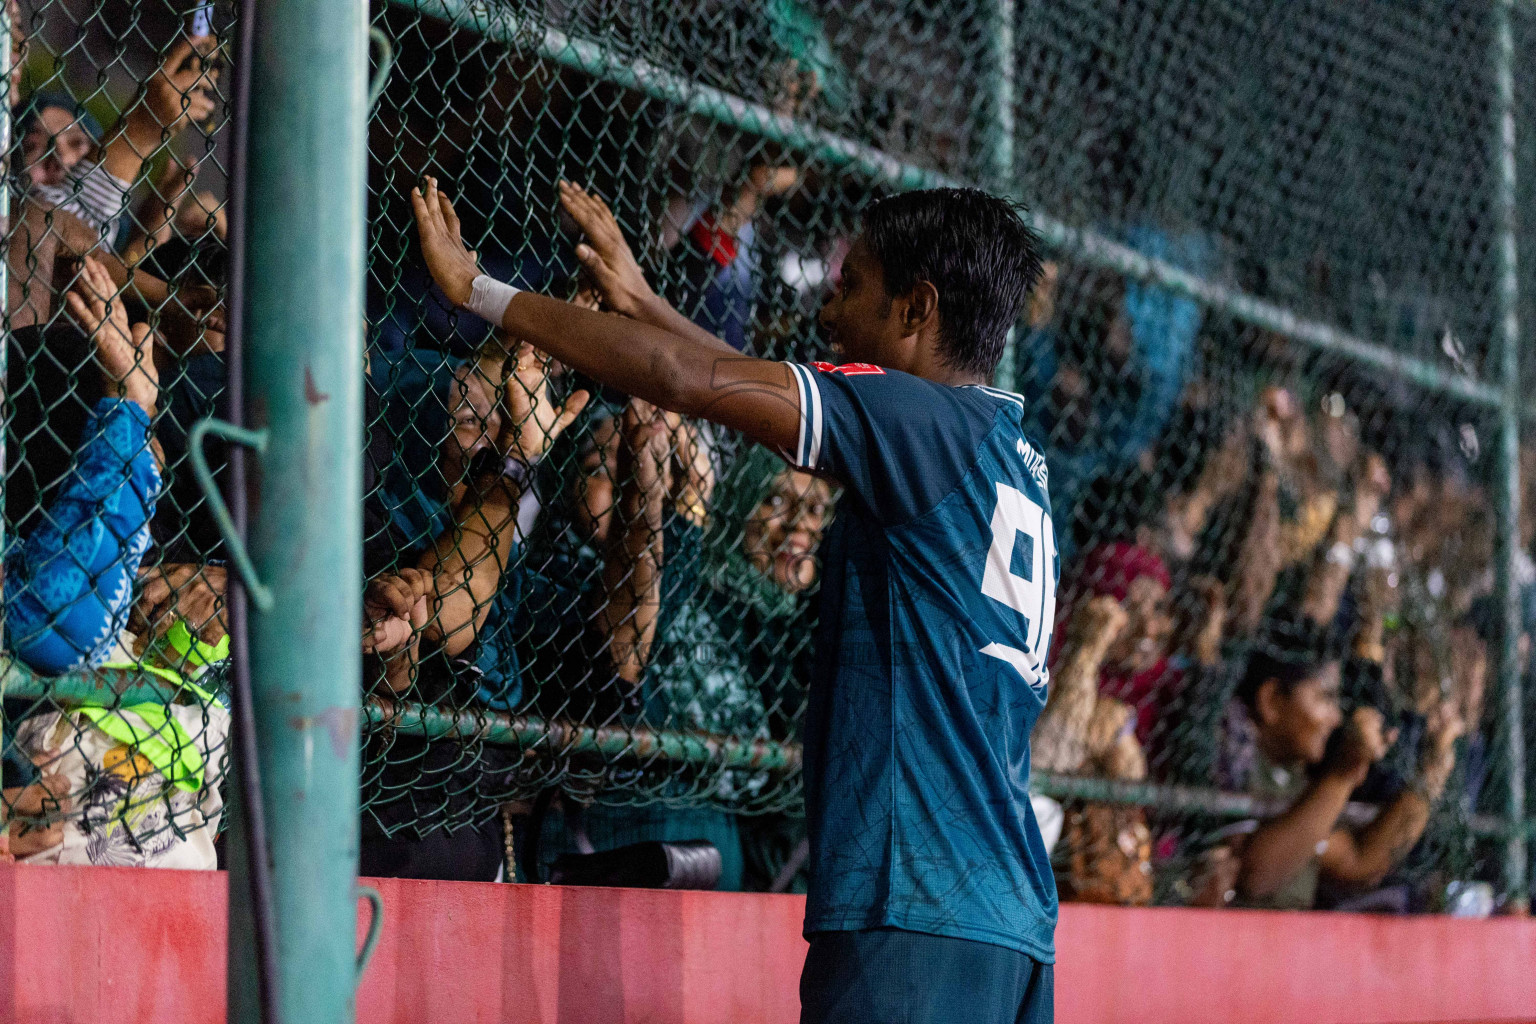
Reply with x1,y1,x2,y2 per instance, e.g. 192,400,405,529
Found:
5,256,162,673
415,176,1055,1023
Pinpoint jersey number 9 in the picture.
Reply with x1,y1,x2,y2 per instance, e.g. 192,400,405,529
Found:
978,483,1057,690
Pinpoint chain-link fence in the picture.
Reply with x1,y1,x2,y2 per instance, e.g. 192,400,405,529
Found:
1,0,1533,911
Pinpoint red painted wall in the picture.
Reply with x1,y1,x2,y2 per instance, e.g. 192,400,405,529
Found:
0,863,1533,1024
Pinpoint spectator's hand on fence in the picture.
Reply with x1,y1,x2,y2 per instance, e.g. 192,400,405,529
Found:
159,280,227,356
3,767,70,859
1254,386,1301,467
67,256,160,414
668,414,715,525
498,343,590,464
1327,707,1395,786
1415,702,1465,803
364,568,430,692
411,177,480,308
363,568,430,653
1188,575,1226,667
1351,451,1392,528
620,398,671,500
133,563,228,645
560,180,656,319
135,36,218,138
1068,594,1129,661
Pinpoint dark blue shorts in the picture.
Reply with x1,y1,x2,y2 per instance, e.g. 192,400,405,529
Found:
800,927,1053,1024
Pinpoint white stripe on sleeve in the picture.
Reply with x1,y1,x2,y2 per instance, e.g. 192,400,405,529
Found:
805,366,824,468
785,362,826,470
787,362,812,468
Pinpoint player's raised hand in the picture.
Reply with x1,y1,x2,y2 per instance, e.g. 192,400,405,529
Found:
410,176,481,309
559,180,656,319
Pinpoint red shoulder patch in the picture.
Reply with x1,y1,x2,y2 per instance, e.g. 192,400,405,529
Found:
811,361,886,376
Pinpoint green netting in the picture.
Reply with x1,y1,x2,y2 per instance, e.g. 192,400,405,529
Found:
0,0,1532,911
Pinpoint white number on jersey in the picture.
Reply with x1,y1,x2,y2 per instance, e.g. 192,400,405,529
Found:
978,482,1057,690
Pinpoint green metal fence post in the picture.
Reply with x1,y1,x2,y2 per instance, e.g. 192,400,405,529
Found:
980,0,1015,195
0,0,11,568
980,0,1019,391
229,0,368,1017
1492,0,1528,904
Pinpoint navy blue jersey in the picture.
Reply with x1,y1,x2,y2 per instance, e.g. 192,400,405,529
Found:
785,360,1060,962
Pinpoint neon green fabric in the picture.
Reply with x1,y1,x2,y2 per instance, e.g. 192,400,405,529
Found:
158,619,231,669
81,656,223,793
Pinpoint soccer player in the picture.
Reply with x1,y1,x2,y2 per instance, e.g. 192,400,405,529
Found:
411,176,1056,1023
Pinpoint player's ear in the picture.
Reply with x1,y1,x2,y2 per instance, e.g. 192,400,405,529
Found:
901,279,940,334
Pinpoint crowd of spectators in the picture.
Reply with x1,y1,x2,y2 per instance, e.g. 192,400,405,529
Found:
0,8,1525,920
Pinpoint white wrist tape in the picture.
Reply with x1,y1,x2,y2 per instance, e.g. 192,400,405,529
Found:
466,274,519,324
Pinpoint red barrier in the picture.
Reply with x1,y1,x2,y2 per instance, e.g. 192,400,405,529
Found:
0,863,1533,1023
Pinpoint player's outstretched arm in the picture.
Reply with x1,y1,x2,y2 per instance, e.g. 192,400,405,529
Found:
411,178,801,455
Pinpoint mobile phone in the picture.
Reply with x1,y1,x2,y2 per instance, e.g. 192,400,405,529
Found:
187,2,212,38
